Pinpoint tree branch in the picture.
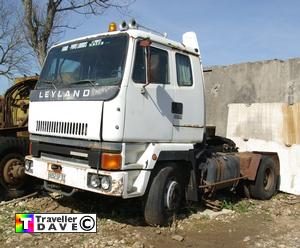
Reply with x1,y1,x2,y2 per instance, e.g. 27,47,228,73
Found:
0,0,30,79
21,0,132,66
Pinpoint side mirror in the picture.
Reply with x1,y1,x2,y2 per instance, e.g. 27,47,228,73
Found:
140,39,151,47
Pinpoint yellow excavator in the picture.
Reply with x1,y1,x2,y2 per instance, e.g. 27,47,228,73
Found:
0,76,38,201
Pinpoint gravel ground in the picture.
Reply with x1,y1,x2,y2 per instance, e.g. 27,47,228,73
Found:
0,192,299,248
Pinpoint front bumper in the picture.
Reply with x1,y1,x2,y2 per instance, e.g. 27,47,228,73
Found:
25,155,126,197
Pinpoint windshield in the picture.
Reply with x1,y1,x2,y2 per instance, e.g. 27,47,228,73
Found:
37,35,128,89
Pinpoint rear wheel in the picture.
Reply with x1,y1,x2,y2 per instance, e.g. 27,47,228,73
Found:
0,186,7,202
249,156,277,200
0,153,27,200
144,166,184,226
0,137,31,200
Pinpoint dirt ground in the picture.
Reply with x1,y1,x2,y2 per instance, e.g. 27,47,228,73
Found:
0,191,299,248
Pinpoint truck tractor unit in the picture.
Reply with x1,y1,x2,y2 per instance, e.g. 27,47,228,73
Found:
25,20,279,226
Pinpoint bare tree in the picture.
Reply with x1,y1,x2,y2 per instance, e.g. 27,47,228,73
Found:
0,1,29,79
22,0,132,66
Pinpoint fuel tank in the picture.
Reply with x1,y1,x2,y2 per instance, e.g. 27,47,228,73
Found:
200,154,240,185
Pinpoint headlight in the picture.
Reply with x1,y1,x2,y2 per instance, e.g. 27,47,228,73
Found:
101,176,111,190
25,160,33,172
90,175,101,188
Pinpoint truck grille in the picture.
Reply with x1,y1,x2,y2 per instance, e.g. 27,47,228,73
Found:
36,120,88,136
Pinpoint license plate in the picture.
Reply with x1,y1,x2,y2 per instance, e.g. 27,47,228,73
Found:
48,170,65,183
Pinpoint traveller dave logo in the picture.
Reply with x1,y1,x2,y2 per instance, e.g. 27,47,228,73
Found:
15,213,97,233
15,214,34,233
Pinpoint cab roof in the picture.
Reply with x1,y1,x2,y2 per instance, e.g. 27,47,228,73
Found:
52,29,200,56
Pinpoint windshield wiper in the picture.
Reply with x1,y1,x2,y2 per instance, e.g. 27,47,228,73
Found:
39,79,57,89
70,79,96,88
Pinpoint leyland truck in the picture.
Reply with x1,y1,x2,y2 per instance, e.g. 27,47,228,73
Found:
25,20,280,226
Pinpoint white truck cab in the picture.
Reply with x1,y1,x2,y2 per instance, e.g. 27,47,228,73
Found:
25,20,279,226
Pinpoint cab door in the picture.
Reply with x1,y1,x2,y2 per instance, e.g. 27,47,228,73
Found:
171,52,205,142
123,40,175,142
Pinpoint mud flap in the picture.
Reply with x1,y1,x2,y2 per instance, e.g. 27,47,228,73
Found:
186,150,200,202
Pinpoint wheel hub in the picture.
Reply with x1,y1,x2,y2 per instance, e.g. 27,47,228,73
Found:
263,168,274,190
164,180,180,210
3,158,25,186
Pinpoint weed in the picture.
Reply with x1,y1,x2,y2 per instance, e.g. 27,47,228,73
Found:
16,206,36,213
234,201,252,213
16,206,27,212
200,214,210,220
98,218,107,225
221,200,234,210
221,199,255,213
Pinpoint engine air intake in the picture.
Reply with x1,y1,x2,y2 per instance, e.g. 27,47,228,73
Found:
36,120,88,136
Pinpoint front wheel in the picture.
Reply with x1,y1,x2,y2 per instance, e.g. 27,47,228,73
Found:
144,166,184,226
249,156,277,200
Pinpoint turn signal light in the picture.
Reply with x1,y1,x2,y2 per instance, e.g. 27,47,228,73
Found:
108,22,117,32
101,153,122,170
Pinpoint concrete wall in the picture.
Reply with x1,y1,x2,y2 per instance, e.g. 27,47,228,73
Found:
204,58,300,136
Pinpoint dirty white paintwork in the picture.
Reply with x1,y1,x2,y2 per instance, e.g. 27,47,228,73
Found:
136,143,193,170
127,143,194,196
30,29,205,143
123,41,175,142
27,26,205,197
26,153,151,198
123,36,205,143
26,142,193,198
102,89,126,142
172,54,205,142
124,143,194,197
26,155,125,196
29,101,103,140
182,32,200,53
227,103,300,195
52,29,199,56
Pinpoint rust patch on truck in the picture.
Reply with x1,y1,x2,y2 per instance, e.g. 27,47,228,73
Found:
237,152,262,180
107,178,124,196
237,152,280,181
282,103,300,145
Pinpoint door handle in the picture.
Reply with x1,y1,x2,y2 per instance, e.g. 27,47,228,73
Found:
172,102,183,114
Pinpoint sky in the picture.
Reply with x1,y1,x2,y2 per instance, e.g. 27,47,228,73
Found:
1,0,300,93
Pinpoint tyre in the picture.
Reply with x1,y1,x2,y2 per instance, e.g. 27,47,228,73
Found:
0,153,27,190
0,137,30,200
144,166,184,226
249,156,277,200
0,186,7,202
0,137,29,156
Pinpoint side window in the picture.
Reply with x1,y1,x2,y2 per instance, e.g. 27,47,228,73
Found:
176,53,193,86
132,42,169,84
132,41,146,83
150,47,168,84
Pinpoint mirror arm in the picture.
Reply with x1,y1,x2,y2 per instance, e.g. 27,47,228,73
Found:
146,46,152,84
141,46,151,94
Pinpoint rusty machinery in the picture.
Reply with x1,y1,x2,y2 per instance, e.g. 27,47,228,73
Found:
0,76,38,201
